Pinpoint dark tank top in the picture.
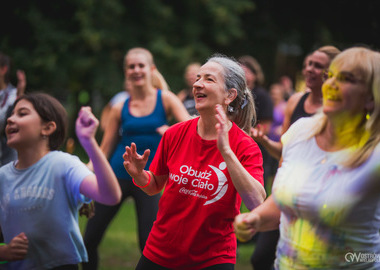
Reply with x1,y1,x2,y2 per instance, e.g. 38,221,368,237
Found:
290,92,313,125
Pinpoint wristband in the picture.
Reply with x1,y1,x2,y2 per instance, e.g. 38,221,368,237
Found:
132,171,151,188
0,243,7,264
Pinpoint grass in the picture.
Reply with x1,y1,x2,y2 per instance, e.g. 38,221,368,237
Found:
78,199,256,270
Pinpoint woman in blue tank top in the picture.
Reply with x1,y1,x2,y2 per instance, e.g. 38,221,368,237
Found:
83,47,190,269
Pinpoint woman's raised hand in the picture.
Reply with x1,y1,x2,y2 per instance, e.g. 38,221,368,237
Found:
123,143,150,178
215,104,232,154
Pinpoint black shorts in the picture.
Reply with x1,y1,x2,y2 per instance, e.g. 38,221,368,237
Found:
136,254,234,270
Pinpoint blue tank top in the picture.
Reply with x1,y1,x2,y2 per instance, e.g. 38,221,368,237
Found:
109,90,167,180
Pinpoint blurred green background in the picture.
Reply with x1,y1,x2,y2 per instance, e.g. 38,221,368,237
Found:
2,0,380,141
2,1,379,268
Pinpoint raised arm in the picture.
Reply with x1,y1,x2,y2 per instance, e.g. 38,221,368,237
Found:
76,107,121,205
215,105,266,210
122,143,167,195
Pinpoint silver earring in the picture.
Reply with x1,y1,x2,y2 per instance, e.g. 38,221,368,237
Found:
228,105,234,113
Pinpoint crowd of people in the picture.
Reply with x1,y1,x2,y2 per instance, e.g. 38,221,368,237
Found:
0,44,380,270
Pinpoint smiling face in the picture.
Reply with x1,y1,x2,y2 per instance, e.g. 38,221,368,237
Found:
6,99,46,150
304,51,331,92
322,63,370,118
125,52,154,89
192,61,232,114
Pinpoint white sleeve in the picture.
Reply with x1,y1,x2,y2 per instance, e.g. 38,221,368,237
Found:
281,115,322,158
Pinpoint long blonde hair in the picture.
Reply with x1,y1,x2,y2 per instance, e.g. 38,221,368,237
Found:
312,47,380,168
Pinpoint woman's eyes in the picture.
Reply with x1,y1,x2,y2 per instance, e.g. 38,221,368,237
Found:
327,71,358,83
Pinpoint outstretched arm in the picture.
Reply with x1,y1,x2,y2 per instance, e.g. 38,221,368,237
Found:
250,127,283,160
77,107,121,205
0,233,28,261
215,105,266,210
123,143,167,195
234,195,281,242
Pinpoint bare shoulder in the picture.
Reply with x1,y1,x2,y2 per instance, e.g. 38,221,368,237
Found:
110,101,124,119
161,89,176,112
282,91,307,133
162,89,180,102
286,91,305,113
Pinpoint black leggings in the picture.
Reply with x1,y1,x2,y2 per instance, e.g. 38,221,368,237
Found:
136,255,234,270
250,229,280,270
82,179,160,270
50,265,78,270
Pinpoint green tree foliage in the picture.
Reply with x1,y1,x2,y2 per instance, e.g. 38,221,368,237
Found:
2,0,379,126
2,0,254,101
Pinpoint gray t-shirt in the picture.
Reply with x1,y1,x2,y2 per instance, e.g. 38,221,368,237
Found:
0,151,93,269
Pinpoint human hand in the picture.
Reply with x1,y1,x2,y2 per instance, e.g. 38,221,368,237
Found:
156,125,169,136
3,232,28,261
250,124,268,144
215,104,232,154
123,143,150,179
75,107,99,146
79,201,95,219
16,70,26,96
233,212,260,242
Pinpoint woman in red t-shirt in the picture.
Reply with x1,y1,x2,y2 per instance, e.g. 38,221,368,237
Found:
123,54,266,270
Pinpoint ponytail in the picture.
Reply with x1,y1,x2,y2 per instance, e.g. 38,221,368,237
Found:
207,54,255,133
228,87,256,133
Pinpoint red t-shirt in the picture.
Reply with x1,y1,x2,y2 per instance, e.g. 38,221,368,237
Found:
145,117,263,269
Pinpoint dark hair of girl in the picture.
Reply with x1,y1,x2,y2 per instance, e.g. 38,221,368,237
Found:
14,93,68,150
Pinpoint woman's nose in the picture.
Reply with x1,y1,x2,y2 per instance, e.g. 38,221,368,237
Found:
193,79,202,88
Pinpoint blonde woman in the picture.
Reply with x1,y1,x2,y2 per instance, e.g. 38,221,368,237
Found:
83,47,190,269
235,47,380,269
